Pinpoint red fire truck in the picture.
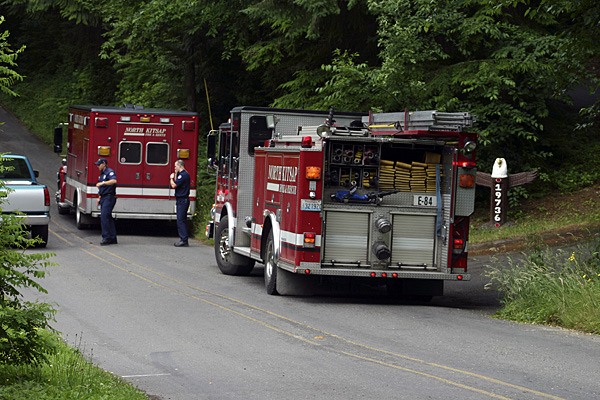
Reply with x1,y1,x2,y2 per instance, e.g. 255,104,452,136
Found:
54,105,199,228
206,106,477,298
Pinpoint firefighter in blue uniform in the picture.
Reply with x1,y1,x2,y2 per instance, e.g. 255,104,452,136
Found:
170,159,190,247
95,158,118,245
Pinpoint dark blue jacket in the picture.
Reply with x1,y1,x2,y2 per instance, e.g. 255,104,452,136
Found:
174,169,190,198
98,167,117,197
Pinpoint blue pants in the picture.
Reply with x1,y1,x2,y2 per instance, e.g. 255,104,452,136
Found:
100,195,117,241
176,197,190,242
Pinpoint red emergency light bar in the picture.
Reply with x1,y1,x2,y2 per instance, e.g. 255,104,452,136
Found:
301,136,313,148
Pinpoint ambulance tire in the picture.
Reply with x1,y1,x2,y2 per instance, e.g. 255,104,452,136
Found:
75,206,93,230
264,230,278,295
214,218,254,276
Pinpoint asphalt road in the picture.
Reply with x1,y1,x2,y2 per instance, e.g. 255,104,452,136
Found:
2,106,600,400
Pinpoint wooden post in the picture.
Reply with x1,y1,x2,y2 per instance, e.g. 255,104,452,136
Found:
491,177,508,227
476,158,537,228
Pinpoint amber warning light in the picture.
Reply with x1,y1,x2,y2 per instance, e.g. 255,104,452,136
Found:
459,174,475,188
306,166,321,180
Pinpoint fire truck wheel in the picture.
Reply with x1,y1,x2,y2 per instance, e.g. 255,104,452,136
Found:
264,230,278,295
214,218,254,276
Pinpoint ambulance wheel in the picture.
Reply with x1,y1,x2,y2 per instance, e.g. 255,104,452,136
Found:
30,225,48,248
75,207,92,230
264,230,278,295
214,218,254,276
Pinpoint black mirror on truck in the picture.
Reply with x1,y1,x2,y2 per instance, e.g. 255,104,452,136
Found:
206,131,217,170
53,126,63,153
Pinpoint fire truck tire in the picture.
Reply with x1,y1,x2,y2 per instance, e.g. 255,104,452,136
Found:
214,218,254,276
30,225,48,248
264,230,278,295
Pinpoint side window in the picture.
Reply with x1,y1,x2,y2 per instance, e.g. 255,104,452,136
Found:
248,116,272,156
119,141,142,164
147,142,169,165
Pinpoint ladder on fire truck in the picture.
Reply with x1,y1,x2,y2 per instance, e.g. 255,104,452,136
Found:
302,109,475,137
365,110,474,134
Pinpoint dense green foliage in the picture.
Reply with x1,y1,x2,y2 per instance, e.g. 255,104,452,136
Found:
0,0,598,212
486,240,600,334
0,0,598,188
0,161,56,365
0,21,57,366
0,16,23,97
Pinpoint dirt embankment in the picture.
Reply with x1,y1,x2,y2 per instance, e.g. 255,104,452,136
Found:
470,183,600,256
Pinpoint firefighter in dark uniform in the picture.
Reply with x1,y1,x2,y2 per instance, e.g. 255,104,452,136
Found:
170,159,190,247
95,158,118,245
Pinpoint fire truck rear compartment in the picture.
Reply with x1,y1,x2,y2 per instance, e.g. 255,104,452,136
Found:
321,210,437,270
319,138,452,274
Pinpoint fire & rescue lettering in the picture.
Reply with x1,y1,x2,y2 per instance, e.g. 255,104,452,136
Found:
123,126,167,136
268,165,297,194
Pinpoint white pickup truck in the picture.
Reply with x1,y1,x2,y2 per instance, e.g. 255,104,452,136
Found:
0,154,50,247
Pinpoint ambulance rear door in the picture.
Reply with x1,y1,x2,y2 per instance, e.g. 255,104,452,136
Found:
116,122,174,214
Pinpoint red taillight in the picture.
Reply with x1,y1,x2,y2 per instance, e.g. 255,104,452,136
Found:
301,136,313,148
304,269,311,275
370,272,377,277
454,160,476,168
43,187,50,207
453,238,465,250
303,232,316,248
381,272,387,278
392,273,398,278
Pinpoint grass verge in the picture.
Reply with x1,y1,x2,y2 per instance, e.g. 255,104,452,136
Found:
485,240,600,334
0,333,147,400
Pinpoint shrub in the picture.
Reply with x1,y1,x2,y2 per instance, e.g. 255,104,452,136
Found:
0,303,57,365
1,167,57,365
485,241,600,334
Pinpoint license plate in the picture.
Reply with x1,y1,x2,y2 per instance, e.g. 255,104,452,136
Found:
413,195,436,207
301,199,322,211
